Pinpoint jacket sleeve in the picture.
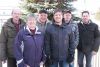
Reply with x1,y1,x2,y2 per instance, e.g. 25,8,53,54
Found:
44,27,51,57
14,31,26,67
69,30,75,55
0,26,7,61
74,23,79,48
93,25,100,52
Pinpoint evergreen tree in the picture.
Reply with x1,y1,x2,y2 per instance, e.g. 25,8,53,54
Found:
20,0,77,20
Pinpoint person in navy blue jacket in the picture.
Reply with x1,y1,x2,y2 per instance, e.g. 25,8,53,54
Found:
14,13,44,67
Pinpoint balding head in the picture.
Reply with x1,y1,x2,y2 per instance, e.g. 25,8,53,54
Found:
11,8,22,23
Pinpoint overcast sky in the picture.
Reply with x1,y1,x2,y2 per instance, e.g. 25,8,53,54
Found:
0,0,100,12
73,0,100,12
0,0,20,9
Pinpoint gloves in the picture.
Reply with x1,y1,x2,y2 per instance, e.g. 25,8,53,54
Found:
41,54,46,62
45,56,53,65
67,54,74,63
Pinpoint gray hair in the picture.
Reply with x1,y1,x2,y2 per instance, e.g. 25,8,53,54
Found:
27,13,35,18
11,8,21,14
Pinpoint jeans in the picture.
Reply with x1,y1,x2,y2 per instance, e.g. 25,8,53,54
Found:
69,62,74,67
50,61,69,67
78,51,92,67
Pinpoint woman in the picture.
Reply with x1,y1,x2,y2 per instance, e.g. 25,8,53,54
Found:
14,13,44,67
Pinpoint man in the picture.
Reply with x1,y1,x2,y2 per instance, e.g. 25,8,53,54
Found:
63,10,79,67
44,9,75,67
77,11,100,67
36,10,51,35
36,10,51,67
0,8,25,67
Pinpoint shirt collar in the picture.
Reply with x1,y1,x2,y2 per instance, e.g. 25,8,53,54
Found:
81,20,91,24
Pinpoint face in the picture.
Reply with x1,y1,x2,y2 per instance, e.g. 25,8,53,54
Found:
27,17,36,29
38,13,48,23
82,13,90,23
64,13,72,22
12,9,21,21
53,12,63,23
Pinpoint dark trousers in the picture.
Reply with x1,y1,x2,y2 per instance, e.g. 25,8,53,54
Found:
78,51,92,67
50,61,69,67
7,57,17,67
0,61,2,67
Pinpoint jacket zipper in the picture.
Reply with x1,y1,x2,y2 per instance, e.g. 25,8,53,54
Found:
32,35,38,67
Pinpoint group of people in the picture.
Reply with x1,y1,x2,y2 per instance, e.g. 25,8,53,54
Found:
0,8,100,67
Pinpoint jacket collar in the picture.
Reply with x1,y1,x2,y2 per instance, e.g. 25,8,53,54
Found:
81,20,91,25
53,22,66,28
6,18,25,28
24,26,41,35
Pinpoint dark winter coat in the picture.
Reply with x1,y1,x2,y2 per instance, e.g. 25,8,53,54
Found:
77,21,100,53
65,20,79,48
36,20,51,34
14,26,44,67
0,18,25,60
44,23,75,62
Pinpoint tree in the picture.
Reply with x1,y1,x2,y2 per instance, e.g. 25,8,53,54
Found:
20,0,77,20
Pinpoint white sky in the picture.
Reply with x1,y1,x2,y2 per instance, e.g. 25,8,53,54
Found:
0,0,100,13
73,0,100,13
0,0,20,9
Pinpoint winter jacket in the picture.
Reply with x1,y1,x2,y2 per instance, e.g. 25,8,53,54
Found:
14,26,44,67
0,18,25,60
77,20,100,53
44,23,75,62
36,20,51,34
65,20,79,48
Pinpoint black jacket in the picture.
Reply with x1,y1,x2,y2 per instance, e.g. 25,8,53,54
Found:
44,23,75,61
77,21,100,53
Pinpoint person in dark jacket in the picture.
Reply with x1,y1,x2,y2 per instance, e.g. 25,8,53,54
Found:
63,10,79,67
77,11,100,67
36,10,51,35
14,13,44,67
0,8,25,67
36,10,51,67
44,9,75,67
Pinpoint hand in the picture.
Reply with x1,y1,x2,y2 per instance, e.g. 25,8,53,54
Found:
45,56,53,65
92,51,97,55
2,60,7,64
67,54,74,63
41,54,46,62
26,65,30,67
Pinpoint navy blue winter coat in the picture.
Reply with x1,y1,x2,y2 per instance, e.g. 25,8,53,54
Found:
14,26,44,67
44,23,75,61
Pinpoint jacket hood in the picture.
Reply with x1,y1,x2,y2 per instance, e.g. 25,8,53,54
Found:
24,26,41,35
